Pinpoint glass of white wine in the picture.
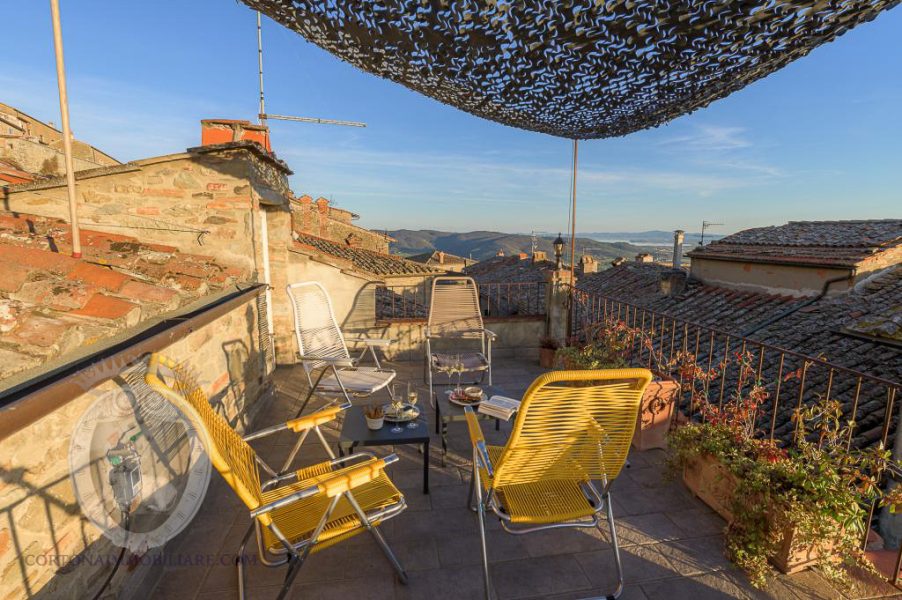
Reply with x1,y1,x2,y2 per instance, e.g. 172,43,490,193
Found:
407,384,419,429
390,384,403,433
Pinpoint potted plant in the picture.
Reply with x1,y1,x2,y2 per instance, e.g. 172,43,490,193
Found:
364,404,384,430
538,335,560,368
555,321,681,451
668,354,902,587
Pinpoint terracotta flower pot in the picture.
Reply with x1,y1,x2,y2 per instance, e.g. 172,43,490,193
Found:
682,454,838,574
681,453,737,522
539,347,556,369
631,378,681,451
768,508,838,574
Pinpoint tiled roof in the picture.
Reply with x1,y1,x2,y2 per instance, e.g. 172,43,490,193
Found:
0,212,248,383
407,250,471,266
752,265,902,446
687,220,902,268
577,261,902,447
292,232,442,277
464,255,554,283
577,263,809,334
0,159,34,186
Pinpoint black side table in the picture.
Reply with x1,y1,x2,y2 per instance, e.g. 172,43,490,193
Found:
337,405,431,494
433,385,508,466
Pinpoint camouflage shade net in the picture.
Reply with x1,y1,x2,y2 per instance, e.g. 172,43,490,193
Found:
242,0,899,139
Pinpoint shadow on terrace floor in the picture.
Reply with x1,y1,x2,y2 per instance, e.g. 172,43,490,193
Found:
150,359,902,600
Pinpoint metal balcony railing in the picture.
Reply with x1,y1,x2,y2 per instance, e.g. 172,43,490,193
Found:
376,280,547,321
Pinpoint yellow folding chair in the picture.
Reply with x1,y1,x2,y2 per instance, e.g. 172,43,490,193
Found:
465,368,652,600
145,353,408,600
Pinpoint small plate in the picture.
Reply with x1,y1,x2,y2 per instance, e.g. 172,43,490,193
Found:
382,403,421,423
447,389,484,407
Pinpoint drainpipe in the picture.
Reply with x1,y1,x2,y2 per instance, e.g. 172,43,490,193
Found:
259,209,275,371
739,273,851,338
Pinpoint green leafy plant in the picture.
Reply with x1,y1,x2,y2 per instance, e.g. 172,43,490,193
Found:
668,352,901,587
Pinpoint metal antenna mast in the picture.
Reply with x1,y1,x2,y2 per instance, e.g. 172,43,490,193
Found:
255,12,366,129
700,220,724,246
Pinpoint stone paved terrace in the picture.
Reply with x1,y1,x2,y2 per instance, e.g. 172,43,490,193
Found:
150,359,902,600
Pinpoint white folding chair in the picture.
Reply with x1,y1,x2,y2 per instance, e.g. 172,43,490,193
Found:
426,276,495,404
287,282,396,420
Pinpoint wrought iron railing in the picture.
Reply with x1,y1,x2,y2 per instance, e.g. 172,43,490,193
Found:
376,280,547,321
569,286,901,449
568,285,902,578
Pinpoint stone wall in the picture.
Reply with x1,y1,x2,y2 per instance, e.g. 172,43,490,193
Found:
370,317,545,362
5,148,291,276
0,294,269,600
1,137,112,177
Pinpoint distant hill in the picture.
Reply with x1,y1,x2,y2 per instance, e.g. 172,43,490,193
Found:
389,230,645,263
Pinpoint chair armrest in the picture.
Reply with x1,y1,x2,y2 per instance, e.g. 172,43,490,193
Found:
483,329,497,341
244,402,351,440
285,402,351,433
298,355,358,368
464,407,494,477
250,454,399,518
316,454,399,497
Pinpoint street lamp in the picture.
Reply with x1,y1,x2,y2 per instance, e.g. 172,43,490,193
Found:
553,233,565,269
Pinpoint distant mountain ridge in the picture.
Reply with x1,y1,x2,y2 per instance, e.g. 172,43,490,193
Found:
389,229,646,263
580,230,723,244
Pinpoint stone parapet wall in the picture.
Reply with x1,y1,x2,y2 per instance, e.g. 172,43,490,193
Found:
1,137,110,177
5,149,291,275
0,294,269,600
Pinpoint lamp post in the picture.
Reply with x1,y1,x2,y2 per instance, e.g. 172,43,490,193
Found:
553,233,565,270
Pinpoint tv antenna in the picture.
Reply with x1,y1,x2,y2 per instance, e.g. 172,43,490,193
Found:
255,12,366,129
531,231,538,255
700,221,723,246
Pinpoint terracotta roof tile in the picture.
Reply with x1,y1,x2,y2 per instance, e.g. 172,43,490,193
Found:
0,211,251,383
687,220,902,268
293,232,442,277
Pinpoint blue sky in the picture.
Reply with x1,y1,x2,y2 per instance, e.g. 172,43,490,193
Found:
3,1,900,235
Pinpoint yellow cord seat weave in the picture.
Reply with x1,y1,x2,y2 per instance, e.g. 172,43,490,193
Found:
260,458,402,554
478,446,597,524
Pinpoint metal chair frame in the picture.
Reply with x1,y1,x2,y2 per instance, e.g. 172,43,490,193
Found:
425,276,496,405
145,354,408,600
465,369,652,600
287,282,397,418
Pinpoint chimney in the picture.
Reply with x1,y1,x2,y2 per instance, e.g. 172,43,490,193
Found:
532,250,547,263
580,255,597,274
496,249,505,257
672,230,685,269
611,257,626,267
200,119,271,152
437,251,445,264
635,253,653,263
518,252,528,260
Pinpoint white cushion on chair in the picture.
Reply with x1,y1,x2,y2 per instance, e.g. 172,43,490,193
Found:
431,352,489,371
319,367,396,394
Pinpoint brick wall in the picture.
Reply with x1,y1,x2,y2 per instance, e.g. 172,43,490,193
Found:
292,196,389,253
0,295,268,600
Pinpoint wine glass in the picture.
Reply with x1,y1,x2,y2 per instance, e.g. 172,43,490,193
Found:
389,385,403,433
407,386,419,429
